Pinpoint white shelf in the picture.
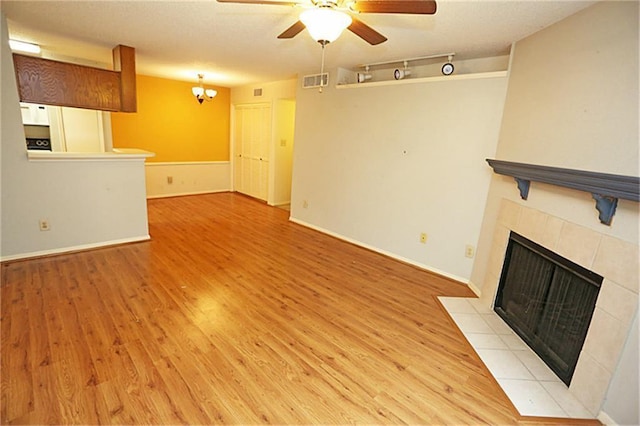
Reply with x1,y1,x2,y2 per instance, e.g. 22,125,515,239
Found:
335,70,508,89
27,148,155,162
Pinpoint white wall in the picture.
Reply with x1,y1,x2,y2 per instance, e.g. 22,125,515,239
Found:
231,79,297,104
273,99,295,206
603,312,639,426
470,2,638,423
0,13,151,260
290,70,508,282
145,161,230,199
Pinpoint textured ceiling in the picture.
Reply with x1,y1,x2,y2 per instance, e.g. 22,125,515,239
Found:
1,0,595,87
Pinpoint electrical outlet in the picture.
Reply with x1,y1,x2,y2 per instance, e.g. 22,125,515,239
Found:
167,176,173,184
302,200,308,209
465,244,475,258
39,219,50,231
420,233,427,244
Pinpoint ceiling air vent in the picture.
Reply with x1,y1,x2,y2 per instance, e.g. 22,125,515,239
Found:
253,88,263,97
303,73,329,89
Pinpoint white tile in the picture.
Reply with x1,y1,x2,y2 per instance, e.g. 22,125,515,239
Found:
498,334,529,351
476,349,535,380
438,297,477,314
592,235,639,294
467,298,494,314
595,279,639,326
517,207,548,243
481,313,515,335
570,353,611,415
465,333,508,350
582,308,629,372
555,222,601,269
541,381,595,419
514,349,561,381
497,379,568,417
448,312,495,334
498,199,522,229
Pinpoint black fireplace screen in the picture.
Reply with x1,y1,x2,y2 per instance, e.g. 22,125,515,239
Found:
494,232,603,385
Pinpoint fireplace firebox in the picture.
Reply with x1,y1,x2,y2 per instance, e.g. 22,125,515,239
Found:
494,232,603,385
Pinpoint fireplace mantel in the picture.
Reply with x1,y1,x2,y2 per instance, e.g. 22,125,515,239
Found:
486,159,640,225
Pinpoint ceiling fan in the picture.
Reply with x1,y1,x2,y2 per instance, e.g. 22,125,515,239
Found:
216,0,437,46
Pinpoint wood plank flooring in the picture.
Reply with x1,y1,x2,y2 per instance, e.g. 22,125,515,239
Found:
1,193,601,424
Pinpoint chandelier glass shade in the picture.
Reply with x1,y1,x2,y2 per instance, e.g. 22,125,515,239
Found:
192,74,217,104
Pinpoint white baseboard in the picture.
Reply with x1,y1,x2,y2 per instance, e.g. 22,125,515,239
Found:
147,189,229,200
0,235,150,262
597,411,619,426
289,217,470,286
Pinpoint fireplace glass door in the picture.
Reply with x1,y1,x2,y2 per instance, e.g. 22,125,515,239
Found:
494,232,603,385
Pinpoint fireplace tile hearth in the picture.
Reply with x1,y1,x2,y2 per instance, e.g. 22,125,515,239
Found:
479,199,639,416
439,296,595,420
476,349,535,380
497,378,567,417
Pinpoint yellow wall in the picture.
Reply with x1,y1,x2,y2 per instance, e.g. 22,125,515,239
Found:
111,74,230,162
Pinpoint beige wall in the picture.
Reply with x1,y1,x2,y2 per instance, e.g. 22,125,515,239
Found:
495,1,638,176
471,2,638,423
290,67,509,282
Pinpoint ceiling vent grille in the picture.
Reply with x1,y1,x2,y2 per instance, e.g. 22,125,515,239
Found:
303,73,329,89
253,88,263,97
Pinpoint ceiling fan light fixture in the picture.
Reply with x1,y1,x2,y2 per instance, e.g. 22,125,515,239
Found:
300,8,352,44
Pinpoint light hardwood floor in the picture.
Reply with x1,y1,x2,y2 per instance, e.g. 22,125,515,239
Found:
1,193,600,425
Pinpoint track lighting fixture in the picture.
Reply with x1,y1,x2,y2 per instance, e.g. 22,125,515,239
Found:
357,66,372,83
360,52,455,83
357,72,372,83
441,55,455,75
192,74,217,104
393,61,411,80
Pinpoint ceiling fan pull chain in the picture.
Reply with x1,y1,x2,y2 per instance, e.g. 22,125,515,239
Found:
319,42,327,93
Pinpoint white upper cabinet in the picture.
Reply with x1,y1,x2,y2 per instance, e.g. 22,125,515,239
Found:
20,103,49,126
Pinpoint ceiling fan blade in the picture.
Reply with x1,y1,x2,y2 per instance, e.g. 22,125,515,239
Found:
277,21,306,39
348,17,387,45
351,0,437,14
217,0,299,6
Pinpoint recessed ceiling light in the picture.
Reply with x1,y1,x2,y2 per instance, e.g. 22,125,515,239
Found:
9,40,41,54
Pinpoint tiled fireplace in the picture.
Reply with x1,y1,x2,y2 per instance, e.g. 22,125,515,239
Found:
477,199,639,416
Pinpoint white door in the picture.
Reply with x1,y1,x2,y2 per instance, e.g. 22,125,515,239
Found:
234,103,271,201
